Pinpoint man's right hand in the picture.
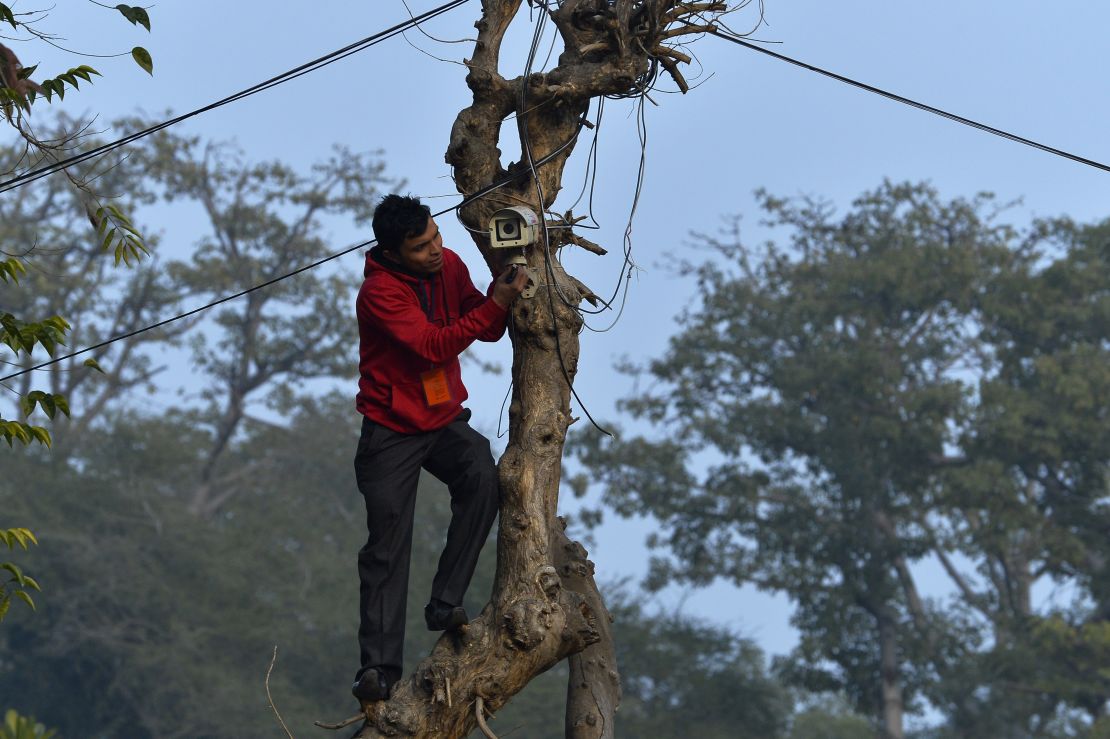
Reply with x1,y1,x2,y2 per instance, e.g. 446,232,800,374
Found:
492,266,530,309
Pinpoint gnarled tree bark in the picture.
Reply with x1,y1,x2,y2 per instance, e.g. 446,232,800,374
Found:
354,3,729,736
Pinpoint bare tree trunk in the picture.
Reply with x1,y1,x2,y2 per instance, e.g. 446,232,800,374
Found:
555,524,620,739
878,610,905,739
351,2,728,735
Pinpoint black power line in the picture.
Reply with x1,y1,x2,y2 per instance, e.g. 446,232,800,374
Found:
701,25,1110,174
0,134,585,385
0,0,471,195
12,10,1104,384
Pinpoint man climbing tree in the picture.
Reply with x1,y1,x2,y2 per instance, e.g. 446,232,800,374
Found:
352,194,528,703
346,2,740,736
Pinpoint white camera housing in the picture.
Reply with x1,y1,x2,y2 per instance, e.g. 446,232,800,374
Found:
488,206,540,249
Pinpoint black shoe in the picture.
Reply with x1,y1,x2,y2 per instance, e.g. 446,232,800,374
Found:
351,667,390,703
424,598,468,631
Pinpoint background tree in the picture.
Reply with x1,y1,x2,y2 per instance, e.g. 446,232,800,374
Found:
606,591,792,738
926,216,1110,737
132,127,392,517
0,119,189,457
574,181,1110,737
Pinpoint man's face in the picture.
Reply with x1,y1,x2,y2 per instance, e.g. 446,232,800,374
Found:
388,217,444,275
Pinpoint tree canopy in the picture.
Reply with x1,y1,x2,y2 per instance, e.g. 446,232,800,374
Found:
575,181,1110,737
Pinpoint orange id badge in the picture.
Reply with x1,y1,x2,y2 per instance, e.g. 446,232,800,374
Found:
420,367,452,407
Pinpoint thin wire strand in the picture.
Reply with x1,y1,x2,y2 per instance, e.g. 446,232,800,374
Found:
518,4,611,436
702,24,1110,174
582,93,647,333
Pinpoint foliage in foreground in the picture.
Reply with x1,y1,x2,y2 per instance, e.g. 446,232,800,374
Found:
2,0,161,631
0,709,56,739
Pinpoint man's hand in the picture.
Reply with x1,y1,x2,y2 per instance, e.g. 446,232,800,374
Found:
492,266,530,309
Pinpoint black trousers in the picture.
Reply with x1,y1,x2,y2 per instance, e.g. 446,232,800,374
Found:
353,409,499,686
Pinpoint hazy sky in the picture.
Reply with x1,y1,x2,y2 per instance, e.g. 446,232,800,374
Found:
16,1,1110,662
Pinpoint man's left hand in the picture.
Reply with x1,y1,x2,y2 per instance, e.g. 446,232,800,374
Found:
492,266,529,308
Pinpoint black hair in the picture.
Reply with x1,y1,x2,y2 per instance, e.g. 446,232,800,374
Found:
372,194,431,252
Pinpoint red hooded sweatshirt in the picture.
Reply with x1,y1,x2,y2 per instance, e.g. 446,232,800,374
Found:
355,245,508,433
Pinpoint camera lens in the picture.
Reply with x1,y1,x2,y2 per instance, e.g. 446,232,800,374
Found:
497,219,520,240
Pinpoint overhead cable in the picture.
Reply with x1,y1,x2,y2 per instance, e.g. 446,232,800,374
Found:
0,130,586,385
0,0,470,195
701,25,1110,174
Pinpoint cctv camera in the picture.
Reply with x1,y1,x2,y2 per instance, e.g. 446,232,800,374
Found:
489,207,539,249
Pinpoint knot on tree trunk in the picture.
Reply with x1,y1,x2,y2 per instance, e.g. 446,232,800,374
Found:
503,597,557,651
560,589,601,649
528,418,567,453
537,564,562,600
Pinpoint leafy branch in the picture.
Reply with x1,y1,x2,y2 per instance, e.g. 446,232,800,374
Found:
0,313,70,358
0,528,41,622
88,202,149,265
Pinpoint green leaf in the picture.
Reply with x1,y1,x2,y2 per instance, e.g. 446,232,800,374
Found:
92,205,108,235
43,315,70,332
118,220,143,236
2,561,25,586
14,589,35,611
28,425,51,447
4,528,35,550
22,575,41,592
131,47,153,76
53,394,70,418
17,63,37,80
0,257,28,283
83,358,105,374
116,4,151,31
0,595,10,621
0,85,29,113
14,423,32,445
17,328,34,353
0,3,16,30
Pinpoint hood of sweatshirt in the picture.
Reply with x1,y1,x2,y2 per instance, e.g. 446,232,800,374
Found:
364,245,451,323
365,245,432,282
